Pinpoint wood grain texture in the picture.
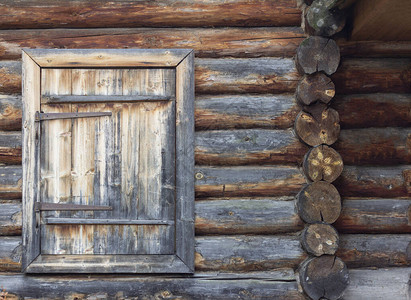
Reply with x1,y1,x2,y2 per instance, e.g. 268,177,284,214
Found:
338,39,411,57
5,198,411,237
332,58,411,94
3,234,411,272
3,59,411,95
0,0,301,29
1,93,409,132
332,93,411,129
0,27,304,60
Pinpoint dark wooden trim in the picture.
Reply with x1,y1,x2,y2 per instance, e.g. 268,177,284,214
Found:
44,218,174,225
42,95,173,104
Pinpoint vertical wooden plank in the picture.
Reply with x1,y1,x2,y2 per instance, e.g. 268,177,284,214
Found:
175,51,195,271
123,69,175,97
22,51,41,270
40,69,72,254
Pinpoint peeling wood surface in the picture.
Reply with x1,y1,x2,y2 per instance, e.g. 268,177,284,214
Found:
0,0,301,29
5,198,411,237
0,27,304,60
0,236,21,272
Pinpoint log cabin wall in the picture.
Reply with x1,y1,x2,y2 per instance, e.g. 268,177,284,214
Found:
0,0,410,298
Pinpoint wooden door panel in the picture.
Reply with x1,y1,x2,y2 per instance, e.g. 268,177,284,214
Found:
40,68,176,255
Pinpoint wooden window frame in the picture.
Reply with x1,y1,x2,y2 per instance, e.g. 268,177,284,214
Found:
22,49,195,273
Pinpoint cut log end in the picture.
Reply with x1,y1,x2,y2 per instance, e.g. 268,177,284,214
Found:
296,181,341,224
295,104,340,146
303,145,343,183
296,73,335,106
305,0,346,37
296,36,340,75
299,256,349,300
301,223,339,256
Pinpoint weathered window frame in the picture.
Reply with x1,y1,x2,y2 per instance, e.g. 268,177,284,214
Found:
22,49,195,273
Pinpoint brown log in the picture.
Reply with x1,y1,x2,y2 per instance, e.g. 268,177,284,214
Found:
301,223,339,256
0,166,22,199
303,145,344,183
335,199,411,234
298,256,349,300
0,95,21,131
295,104,340,146
305,0,346,37
332,58,411,94
0,202,21,236
4,198,411,237
0,236,21,272
296,73,335,106
0,59,300,95
0,0,301,29
0,131,22,165
332,94,411,129
0,28,304,61
295,36,340,75
296,181,342,224
338,39,411,57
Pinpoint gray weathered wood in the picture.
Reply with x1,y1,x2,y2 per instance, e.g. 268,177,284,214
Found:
42,95,172,103
195,198,303,235
35,111,112,121
21,51,41,271
0,236,21,271
175,51,195,272
45,218,174,225
0,202,21,235
0,94,22,131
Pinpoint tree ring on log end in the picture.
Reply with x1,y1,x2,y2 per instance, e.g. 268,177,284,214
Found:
299,256,349,300
296,73,335,106
301,223,339,256
295,104,340,146
303,145,343,183
296,181,341,224
296,36,340,75
305,0,346,37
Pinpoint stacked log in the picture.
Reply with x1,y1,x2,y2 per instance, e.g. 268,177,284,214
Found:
294,2,350,299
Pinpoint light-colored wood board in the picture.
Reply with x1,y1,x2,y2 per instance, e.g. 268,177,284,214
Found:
21,51,40,271
24,49,191,67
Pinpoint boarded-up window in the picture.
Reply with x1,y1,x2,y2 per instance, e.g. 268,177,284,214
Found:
22,49,194,273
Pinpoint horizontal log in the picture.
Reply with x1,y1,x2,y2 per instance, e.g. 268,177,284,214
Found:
195,128,410,166
0,59,300,95
3,59,411,95
338,39,411,57
0,203,21,235
0,0,301,29
0,268,409,300
2,93,409,132
2,234,411,272
344,267,411,300
4,198,411,236
332,58,411,94
0,165,409,200
335,199,411,234
332,93,411,129
2,127,410,166
195,199,304,235
195,94,300,130
0,28,304,60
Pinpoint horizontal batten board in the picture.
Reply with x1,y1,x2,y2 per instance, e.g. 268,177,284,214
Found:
0,27,304,60
44,218,174,225
2,234,411,272
4,198,411,236
24,49,192,67
42,95,173,103
0,0,301,29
